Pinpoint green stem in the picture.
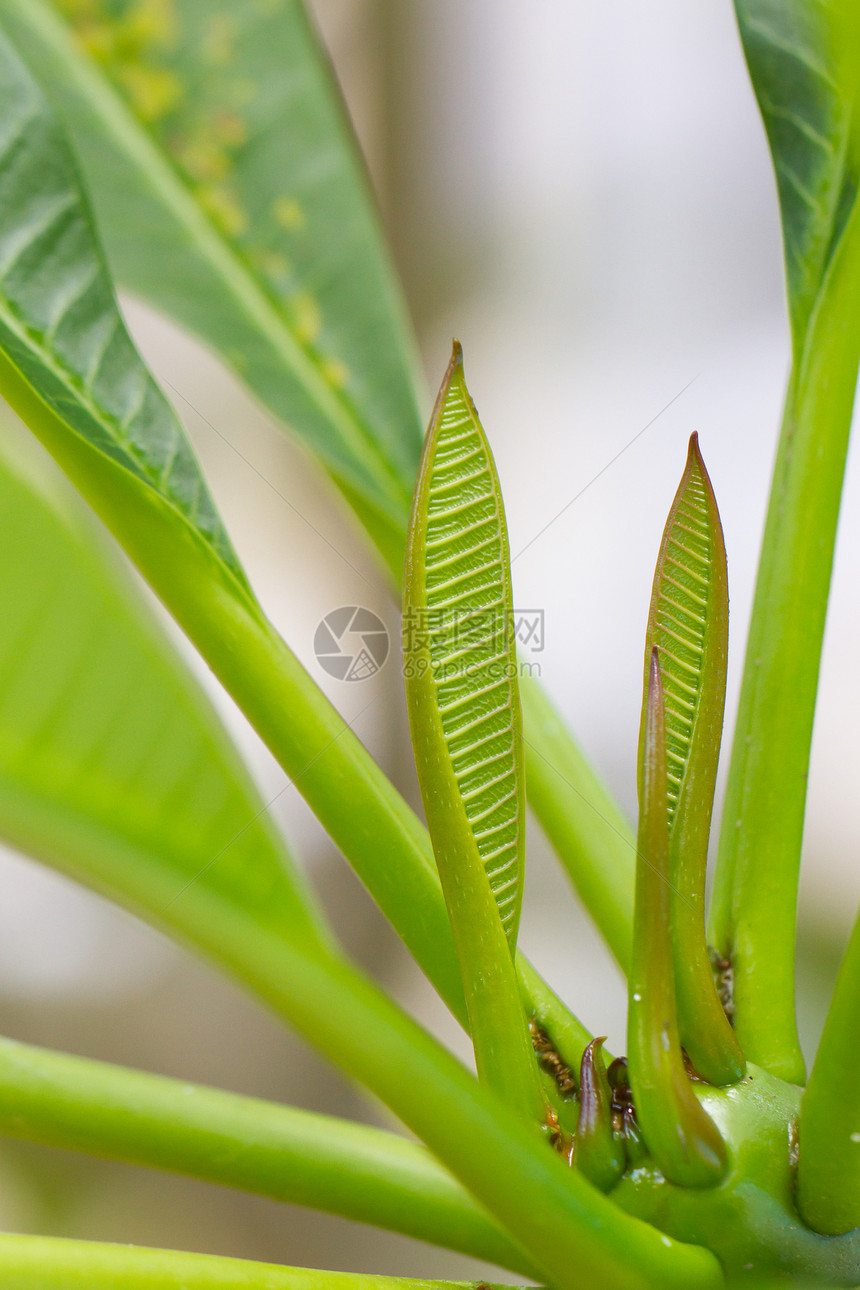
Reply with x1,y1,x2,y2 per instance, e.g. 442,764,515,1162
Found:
4,0,640,964
218,919,723,1290
0,1234,517,1290
0,1035,533,1276
1,350,593,1078
709,197,860,1083
520,674,635,973
796,906,860,1235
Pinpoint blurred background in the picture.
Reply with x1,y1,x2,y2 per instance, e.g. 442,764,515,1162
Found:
0,0,858,1278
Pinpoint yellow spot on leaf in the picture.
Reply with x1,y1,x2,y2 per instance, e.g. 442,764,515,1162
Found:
198,184,247,237
119,64,183,122
174,136,231,182
75,19,116,61
56,0,99,19
322,358,349,389
252,248,291,280
274,197,306,231
214,112,247,148
292,292,321,344
125,0,178,51
203,14,237,66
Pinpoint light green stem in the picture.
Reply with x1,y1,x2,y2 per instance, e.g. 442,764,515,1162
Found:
0,1234,515,1290
0,345,593,1077
3,0,640,971
709,197,860,1084
218,918,723,1290
0,1035,534,1276
796,906,860,1235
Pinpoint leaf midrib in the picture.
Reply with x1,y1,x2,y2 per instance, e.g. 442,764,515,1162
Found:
6,0,411,522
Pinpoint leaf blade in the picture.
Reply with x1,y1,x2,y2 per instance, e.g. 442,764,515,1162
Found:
735,0,858,348
2,0,422,574
0,19,249,596
628,650,727,1188
0,430,328,963
405,343,542,1119
406,344,525,947
642,434,743,1086
2,0,642,977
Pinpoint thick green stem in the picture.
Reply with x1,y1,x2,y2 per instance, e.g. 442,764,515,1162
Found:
796,906,860,1235
709,198,860,1083
0,1036,534,1276
0,1234,515,1290
2,0,640,970
217,919,723,1290
0,348,595,1080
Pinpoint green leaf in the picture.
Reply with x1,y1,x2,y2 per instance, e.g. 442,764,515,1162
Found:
641,435,743,1087
735,0,860,350
0,449,701,1286
628,650,726,1189
1,0,422,577
0,18,252,609
406,345,525,949
796,905,860,1235
709,0,860,1081
0,12,596,1075
404,343,542,1120
0,432,327,964
0,0,644,989
0,0,644,977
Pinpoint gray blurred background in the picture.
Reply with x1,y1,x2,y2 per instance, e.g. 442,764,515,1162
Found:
0,0,858,1278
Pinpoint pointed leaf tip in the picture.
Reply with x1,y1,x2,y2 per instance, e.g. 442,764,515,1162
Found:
405,355,526,949
574,1037,625,1192
642,436,744,1087
403,352,541,1120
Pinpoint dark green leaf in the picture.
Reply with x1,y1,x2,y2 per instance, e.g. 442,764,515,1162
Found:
1,0,643,984
735,0,860,346
0,19,249,598
2,0,422,574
